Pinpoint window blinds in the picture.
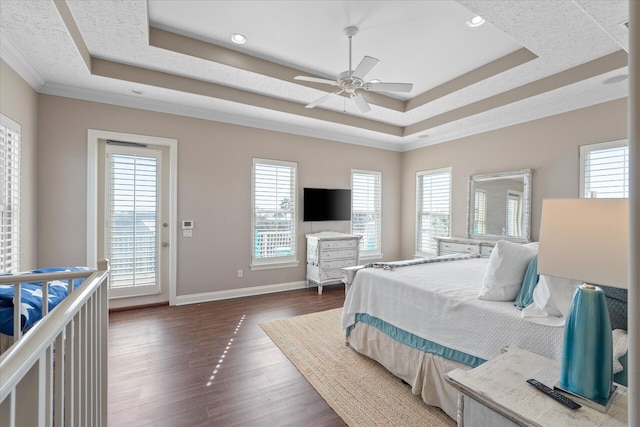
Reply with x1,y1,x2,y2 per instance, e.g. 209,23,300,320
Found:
252,159,297,262
506,192,521,237
580,140,629,198
474,189,486,235
351,170,381,254
107,152,159,289
0,115,21,274
416,168,451,256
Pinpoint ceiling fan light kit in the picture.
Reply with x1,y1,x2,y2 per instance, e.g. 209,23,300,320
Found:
295,26,413,114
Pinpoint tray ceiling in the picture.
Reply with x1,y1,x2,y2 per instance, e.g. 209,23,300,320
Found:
0,0,630,151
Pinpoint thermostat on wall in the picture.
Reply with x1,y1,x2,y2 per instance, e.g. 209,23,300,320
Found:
182,220,194,229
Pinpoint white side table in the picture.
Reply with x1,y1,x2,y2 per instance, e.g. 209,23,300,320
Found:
445,345,628,427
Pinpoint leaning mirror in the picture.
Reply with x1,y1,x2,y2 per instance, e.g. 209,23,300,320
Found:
466,169,532,243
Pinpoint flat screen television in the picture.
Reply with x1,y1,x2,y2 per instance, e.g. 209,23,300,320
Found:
303,188,351,221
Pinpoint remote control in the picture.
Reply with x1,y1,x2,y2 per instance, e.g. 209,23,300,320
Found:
526,379,581,409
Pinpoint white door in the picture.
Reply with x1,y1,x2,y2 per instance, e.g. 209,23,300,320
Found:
104,143,166,300
88,130,177,307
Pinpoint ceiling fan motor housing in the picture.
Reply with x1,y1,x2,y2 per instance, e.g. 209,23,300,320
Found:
337,71,364,94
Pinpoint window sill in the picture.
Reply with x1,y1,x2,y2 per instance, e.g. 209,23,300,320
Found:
250,260,299,271
359,253,383,262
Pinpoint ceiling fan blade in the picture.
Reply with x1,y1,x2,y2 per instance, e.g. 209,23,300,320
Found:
364,82,413,93
351,56,379,80
294,75,338,86
351,93,371,113
305,91,341,109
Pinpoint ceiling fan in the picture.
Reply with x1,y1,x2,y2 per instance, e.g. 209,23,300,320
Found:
294,26,413,113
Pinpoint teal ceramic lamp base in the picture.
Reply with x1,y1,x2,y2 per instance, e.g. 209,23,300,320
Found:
554,283,614,412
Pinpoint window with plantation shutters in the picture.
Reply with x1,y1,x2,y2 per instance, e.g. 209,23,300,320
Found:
473,189,486,235
252,158,297,268
351,170,382,257
0,115,21,274
580,139,629,198
506,191,522,237
105,145,161,296
416,168,451,256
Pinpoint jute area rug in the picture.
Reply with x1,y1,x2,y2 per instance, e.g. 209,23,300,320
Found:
260,308,455,427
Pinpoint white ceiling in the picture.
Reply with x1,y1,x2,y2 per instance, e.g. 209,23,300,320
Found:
0,0,630,151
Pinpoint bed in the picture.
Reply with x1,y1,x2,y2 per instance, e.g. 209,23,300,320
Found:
0,266,92,336
0,266,92,351
341,243,628,420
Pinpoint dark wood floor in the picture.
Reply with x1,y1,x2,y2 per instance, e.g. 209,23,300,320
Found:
108,285,347,427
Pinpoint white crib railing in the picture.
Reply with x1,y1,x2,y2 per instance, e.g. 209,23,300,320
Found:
0,260,110,427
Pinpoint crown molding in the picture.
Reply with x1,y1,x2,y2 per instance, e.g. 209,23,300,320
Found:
0,34,45,91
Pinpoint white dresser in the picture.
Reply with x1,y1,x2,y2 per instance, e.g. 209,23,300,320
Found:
306,232,360,295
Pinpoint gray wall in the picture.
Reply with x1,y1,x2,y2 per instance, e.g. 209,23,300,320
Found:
0,60,38,270
35,94,402,297
0,59,629,299
400,98,628,259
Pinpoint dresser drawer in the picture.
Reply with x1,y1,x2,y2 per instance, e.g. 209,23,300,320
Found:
320,268,348,281
321,258,357,269
441,242,479,254
320,239,358,250
320,249,358,260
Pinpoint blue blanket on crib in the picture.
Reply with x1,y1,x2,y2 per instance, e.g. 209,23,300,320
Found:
0,267,92,336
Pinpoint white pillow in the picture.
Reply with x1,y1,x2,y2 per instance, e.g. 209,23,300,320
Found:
521,275,581,326
523,242,539,253
613,329,628,374
478,240,537,301
535,275,580,317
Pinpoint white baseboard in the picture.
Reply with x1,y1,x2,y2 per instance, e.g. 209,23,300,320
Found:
174,280,308,306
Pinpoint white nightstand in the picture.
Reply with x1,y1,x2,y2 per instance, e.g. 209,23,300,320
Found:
445,345,628,427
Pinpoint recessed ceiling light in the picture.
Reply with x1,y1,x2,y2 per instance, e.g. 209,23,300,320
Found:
130,89,144,95
602,75,628,85
466,16,485,28
230,33,247,44
418,134,430,139
369,79,381,84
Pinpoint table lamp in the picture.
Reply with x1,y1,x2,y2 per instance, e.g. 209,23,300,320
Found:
538,198,628,412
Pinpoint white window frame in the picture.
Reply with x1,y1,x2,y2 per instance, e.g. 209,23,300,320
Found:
415,167,452,257
579,139,629,198
251,158,299,270
351,169,382,260
1,114,21,274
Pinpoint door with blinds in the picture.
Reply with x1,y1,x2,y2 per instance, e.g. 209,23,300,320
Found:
104,144,164,298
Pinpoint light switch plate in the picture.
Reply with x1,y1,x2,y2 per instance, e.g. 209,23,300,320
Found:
183,229,193,238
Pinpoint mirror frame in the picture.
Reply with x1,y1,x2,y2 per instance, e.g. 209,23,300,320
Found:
466,169,533,243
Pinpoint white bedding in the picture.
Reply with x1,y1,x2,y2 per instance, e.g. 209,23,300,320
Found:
341,257,565,363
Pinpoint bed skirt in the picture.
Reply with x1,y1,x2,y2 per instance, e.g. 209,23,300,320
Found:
347,321,471,420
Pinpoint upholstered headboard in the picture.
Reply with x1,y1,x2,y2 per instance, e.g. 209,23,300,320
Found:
602,285,628,331
601,285,628,386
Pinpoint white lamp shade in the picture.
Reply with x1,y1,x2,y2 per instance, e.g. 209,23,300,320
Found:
538,198,629,289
